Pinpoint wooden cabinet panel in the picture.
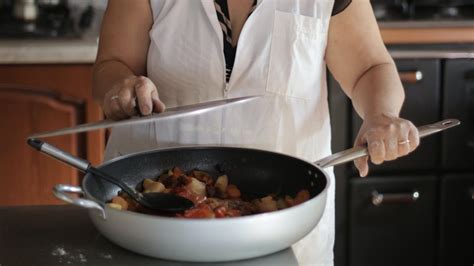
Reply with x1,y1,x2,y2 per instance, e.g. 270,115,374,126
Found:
0,64,104,166
0,88,82,205
0,64,105,206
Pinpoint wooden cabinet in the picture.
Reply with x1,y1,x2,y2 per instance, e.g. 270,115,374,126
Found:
439,174,474,266
0,64,105,206
442,59,474,170
349,176,437,266
329,55,474,266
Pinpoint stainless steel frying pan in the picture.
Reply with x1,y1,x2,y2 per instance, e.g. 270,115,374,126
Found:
36,119,459,262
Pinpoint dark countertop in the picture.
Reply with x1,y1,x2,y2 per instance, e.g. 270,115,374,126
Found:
0,205,298,266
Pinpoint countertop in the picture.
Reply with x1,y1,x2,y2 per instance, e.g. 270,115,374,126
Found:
0,205,299,266
0,38,99,64
1,23,473,65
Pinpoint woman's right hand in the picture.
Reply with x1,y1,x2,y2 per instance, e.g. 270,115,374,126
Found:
102,76,166,120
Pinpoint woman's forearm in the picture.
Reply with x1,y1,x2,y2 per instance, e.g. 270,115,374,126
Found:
350,62,405,120
92,60,137,104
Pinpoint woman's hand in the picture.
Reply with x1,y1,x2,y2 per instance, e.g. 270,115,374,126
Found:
353,114,420,177
102,76,166,120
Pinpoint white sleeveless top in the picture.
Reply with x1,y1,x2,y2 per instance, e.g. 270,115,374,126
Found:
105,0,335,264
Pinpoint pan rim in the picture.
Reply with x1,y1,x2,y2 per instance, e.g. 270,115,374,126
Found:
83,145,331,222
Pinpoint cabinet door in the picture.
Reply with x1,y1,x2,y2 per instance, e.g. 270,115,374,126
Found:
349,176,437,266
439,174,474,266
352,59,441,173
442,59,474,170
0,87,83,205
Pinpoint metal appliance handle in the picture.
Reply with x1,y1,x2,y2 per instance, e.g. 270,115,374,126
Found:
371,191,420,206
53,184,106,219
314,119,460,168
399,70,423,84
469,187,474,201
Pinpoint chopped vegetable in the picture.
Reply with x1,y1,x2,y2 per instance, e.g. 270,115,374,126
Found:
108,167,311,218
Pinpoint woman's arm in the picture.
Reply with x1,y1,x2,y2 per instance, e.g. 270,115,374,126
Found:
326,0,419,177
93,0,164,120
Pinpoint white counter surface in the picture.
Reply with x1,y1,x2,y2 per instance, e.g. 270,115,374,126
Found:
0,38,99,64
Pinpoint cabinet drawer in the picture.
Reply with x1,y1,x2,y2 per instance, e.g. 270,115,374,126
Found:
352,59,441,173
439,174,474,266
349,176,437,266
442,59,474,169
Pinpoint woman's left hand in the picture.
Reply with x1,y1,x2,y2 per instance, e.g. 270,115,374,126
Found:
353,114,420,177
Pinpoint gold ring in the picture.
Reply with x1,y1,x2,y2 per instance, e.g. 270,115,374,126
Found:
398,139,410,145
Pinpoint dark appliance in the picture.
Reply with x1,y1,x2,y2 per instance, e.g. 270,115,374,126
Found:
0,0,93,39
370,0,474,21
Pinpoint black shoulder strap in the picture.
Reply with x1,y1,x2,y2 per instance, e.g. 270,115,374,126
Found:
332,0,352,16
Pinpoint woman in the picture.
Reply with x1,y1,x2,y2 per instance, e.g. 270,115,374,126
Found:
93,0,420,264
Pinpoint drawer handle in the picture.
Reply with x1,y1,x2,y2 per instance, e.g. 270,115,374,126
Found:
399,71,423,84
371,191,420,206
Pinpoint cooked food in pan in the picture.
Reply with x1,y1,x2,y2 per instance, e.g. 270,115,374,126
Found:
107,167,310,218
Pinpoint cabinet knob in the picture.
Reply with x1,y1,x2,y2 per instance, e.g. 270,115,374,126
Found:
371,190,420,206
399,71,423,84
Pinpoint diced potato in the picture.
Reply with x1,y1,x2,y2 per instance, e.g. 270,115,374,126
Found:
294,189,310,205
186,177,206,196
112,196,129,210
276,198,287,210
107,203,122,210
143,178,166,193
148,181,165,193
215,175,228,193
143,178,154,190
284,195,294,207
254,196,278,213
226,184,241,199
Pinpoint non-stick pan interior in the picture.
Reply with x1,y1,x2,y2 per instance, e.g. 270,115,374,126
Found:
84,147,327,204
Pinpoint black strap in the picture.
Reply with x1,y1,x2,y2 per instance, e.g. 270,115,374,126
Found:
214,0,257,82
332,0,352,16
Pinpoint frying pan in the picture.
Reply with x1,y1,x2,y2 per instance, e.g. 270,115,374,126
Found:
35,119,459,262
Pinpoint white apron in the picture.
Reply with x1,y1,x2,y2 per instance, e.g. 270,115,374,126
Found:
104,0,335,264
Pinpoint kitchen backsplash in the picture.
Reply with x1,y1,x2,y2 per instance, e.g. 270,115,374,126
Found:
68,0,107,38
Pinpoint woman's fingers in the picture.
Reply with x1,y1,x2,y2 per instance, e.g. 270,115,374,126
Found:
151,90,166,113
353,136,369,177
118,85,136,116
103,88,127,120
135,77,156,115
408,122,420,152
109,97,129,120
397,124,411,157
366,133,385,165
354,156,369,177
101,76,164,120
354,116,421,177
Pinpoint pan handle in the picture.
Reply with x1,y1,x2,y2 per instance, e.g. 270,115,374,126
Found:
314,119,461,168
53,184,106,220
